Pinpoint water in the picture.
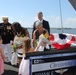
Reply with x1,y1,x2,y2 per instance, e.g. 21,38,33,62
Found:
28,28,76,39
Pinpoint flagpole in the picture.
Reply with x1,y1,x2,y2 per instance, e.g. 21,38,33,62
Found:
59,0,64,33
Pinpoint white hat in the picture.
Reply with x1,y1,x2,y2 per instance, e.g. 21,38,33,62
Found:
2,16,8,21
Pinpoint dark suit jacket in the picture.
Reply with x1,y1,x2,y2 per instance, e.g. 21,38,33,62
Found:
32,19,50,38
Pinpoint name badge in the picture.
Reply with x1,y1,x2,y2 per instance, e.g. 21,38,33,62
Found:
7,26,11,30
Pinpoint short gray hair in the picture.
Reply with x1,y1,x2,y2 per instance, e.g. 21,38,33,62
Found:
35,21,43,28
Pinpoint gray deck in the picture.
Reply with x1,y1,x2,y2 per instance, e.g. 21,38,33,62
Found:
3,63,18,75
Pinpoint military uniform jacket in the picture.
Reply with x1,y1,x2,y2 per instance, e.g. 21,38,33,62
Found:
0,22,14,44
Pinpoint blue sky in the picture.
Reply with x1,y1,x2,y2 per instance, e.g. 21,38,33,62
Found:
0,0,76,28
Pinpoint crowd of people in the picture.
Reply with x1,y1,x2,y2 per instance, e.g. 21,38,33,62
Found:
0,12,51,75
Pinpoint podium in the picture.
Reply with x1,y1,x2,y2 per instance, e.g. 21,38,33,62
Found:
26,47,76,75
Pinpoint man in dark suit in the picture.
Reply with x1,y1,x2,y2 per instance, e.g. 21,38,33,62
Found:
32,12,50,38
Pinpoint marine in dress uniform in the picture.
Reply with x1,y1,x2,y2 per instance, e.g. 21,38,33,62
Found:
0,16,14,62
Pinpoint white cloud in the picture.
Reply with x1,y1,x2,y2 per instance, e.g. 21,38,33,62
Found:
49,16,61,28
1,15,76,28
20,16,23,18
34,16,38,21
18,20,32,28
64,18,76,28
49,16,76,28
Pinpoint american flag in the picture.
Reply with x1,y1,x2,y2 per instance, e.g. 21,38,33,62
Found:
50,33,76,50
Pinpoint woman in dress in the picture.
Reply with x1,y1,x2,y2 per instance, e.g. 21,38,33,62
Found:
11,22,30,66
33,21,51,51
19,38,45,75
12,22,30,38
0,35,5,75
